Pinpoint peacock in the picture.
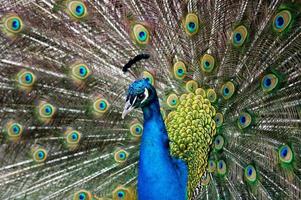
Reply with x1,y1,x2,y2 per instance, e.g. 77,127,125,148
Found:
0,0,301,199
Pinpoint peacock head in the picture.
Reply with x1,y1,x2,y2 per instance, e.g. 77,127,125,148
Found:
122,79,156,119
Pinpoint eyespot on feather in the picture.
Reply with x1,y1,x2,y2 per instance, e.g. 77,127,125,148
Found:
2,14,24,36
200,54,215,73
261,73,279,93
4,120,23,141
278,145,293,164
237,112,252,129
114,149,129,163
73,190,92,200
220,81,235,100
231,25,248,47
186,80,198,93
184,13,199,36
31,146,47,163
142,71,154,85
166,93,179,109
273,10,292,33
131,23,150,45
173,61,187,80
244,164,257,183
36,101,56,124
66,0,88,19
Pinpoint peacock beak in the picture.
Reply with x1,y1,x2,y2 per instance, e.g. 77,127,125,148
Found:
121,96,137,119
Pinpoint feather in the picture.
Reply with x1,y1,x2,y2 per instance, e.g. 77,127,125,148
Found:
0,0,300,199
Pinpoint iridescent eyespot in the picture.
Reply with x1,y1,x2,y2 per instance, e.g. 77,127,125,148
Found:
208,159,216,172
214,113,223,128
65,129,81,149
278,145,293,164
231,25,248,47
214,135,224,151
166,94,179,109
217,160,227,176
3,15,23,34
73,190,92,200
114,149,129,163
173,61,187,80
71,63,91,81
201,173,210,186
200,54,215,73
5,121,23,141
273,10,292,33
67,0,87,19
237,112,252,129
38,103,55,118
132,23,150,45
186,80,198,93
37,102,56,123
32,147,47,162
221,81,235,100
142,71,154,85
261,73,279,93
160,108,166,120
244,164,257,183
195,88,206,98
112,186,133,200
92,98,110,115
130,122,143,137
16,70,36,89
184,13,199,36
206,89,217,103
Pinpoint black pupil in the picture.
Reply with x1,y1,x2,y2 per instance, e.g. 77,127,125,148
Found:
224,88,229,94
241,116,246,123
189,22,195,29
277,16,284,26
138,93,145,99
235,33,242,41
265,78,271,86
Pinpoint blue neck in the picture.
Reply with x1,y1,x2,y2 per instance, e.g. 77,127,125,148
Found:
137,96,187,200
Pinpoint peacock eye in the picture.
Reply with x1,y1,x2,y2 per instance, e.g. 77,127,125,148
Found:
138,93,145,99
200,54,215,73
143,71,155,85
244,164,257,183
173,61,187,80
73,190,92,200
32,148,47,163
206,88,217,103
130,122,143,137
132,23,150,45
261,73,279,93
67,0,88,19
237,112,252,129
3,15,23,34
221,81,235,100
185,80,198,93
273,10,292,33
184,13,199,36
166,93,179,108
278,145,293,164
214,135,224,151
114,149,129,163
231,25,248,47
208,159,216,172
217,159,227,176
214,113,224,128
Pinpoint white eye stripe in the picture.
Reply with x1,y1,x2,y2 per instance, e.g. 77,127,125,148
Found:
132,96,137,106
141,88,149,104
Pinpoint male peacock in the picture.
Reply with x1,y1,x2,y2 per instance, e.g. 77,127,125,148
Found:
0,0,301,200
